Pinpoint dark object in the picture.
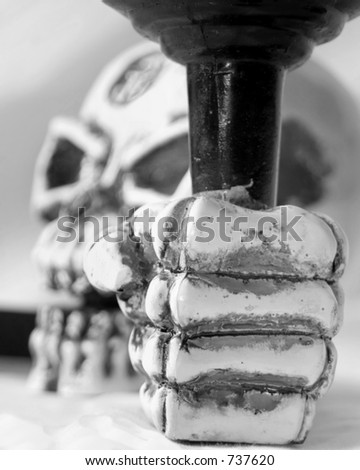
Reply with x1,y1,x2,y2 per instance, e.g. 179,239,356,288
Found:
103,0,360,205
0,311,35,357
278,119,333,206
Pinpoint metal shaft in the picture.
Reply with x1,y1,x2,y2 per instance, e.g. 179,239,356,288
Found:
188,61,285,205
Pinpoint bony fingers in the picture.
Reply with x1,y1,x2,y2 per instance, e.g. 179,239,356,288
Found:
83,225,154,294
151,196,347,280
145,272,343,337
131,201,169,263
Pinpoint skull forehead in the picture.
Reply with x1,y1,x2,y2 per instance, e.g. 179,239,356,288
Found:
80,42,189,181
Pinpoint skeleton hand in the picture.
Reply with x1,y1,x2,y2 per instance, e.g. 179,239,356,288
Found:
84,187,347,444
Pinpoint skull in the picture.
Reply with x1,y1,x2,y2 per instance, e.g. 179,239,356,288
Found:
29,43,190,394
31,43,190,295
32,42,189,225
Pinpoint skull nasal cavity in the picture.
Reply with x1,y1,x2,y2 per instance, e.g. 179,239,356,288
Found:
46,139,85,189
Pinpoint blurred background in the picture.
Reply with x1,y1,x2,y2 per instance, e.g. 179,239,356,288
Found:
0,0,360,450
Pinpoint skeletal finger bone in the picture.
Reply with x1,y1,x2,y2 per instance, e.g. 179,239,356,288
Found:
151,196,347,280
130,326,336,392
84,227,154,294
84,198,171,295
145,272,343,336
140,382,316,445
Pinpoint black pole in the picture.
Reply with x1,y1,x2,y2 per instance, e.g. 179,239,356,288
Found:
187,61,285,206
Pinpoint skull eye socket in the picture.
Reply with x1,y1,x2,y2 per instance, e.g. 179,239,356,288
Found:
130,135,189,195
109,52,164,105
46,138,85,189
